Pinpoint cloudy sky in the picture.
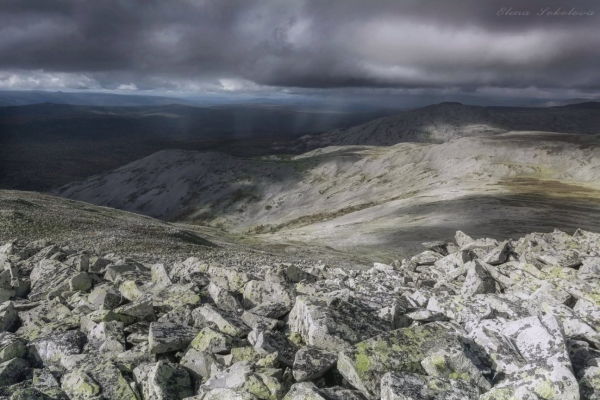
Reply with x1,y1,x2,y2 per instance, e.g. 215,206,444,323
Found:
0,0,598,104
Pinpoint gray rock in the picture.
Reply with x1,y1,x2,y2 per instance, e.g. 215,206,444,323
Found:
0,357,30,387
248,302,291,320
32,368,60,389
29,259,90,301
265,264,317,284
242,280,295,311
483,240,512,265
241,311,281,331
288,296,388,352
148,322,198,354
114,296,156,322
152,283,202,313
61,370,102,399
208,282,242,313
478,314,579,400
133,361,193,400
455,231,474,247
88,284,122,310
337,323,489,399
200,361,285,400
0,302,18,332
282,382,329,399
461,260,496,297
29,330,87,366
193,304,250,337
0,333,25,363
189,327,235,354
579,366,600,400
380,372,479,400
292,347,336,382
180,348,218,383
248,326,297,367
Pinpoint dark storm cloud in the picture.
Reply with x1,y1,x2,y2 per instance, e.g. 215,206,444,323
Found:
0,0,598,92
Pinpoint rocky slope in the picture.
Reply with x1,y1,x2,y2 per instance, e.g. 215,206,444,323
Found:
0,190,378,272
55,132,600,260
0,228,599,399
290,102,600,150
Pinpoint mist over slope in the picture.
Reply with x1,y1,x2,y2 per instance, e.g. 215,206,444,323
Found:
291,102,600,150
55,131,600,260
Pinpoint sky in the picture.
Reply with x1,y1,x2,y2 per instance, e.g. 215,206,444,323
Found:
0,0,599,106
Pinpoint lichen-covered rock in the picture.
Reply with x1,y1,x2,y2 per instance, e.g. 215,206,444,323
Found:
193,304,250,337
61,370,102,399
133,360,193,400
292,347,336,382
337,323,488,399
282,382,329,400
190,327,235,355
0,333,26,362
265,264,317,284
461,261,496,297
180,348,218,383
478,314,580,400
116,342,156,373
28,330,87,366
288,296,388,352
241,311,281,331
248,326,297,367
32,368,60,389
468,325,526,376
242,280,296,311
193,388,259,399
380,372,479,400
0,302,18,332
0,229,597,400
114,296,156,321
208,282,242,313
148,322,198,354
199,361,286,400
152,283,202,313
88,284,122,310
86,360,140,400
579,366,600,400
248,302,291,320
0,357,30,387
29,259,91,301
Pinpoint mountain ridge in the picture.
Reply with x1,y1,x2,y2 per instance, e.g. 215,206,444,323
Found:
290,102,600,151
55,131,600,260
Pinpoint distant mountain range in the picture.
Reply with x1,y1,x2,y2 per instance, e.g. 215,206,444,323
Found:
291,102,600,151
0,102,394,191
0,90,200,107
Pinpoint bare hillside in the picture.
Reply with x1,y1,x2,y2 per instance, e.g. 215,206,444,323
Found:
55,132,600,260
291,102,600,151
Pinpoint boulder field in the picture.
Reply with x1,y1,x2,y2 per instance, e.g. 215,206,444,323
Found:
0,228,599,399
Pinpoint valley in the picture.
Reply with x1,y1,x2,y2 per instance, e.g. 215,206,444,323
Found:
54,113,600,261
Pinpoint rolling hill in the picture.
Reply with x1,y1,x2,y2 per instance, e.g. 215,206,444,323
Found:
55,131,600,260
